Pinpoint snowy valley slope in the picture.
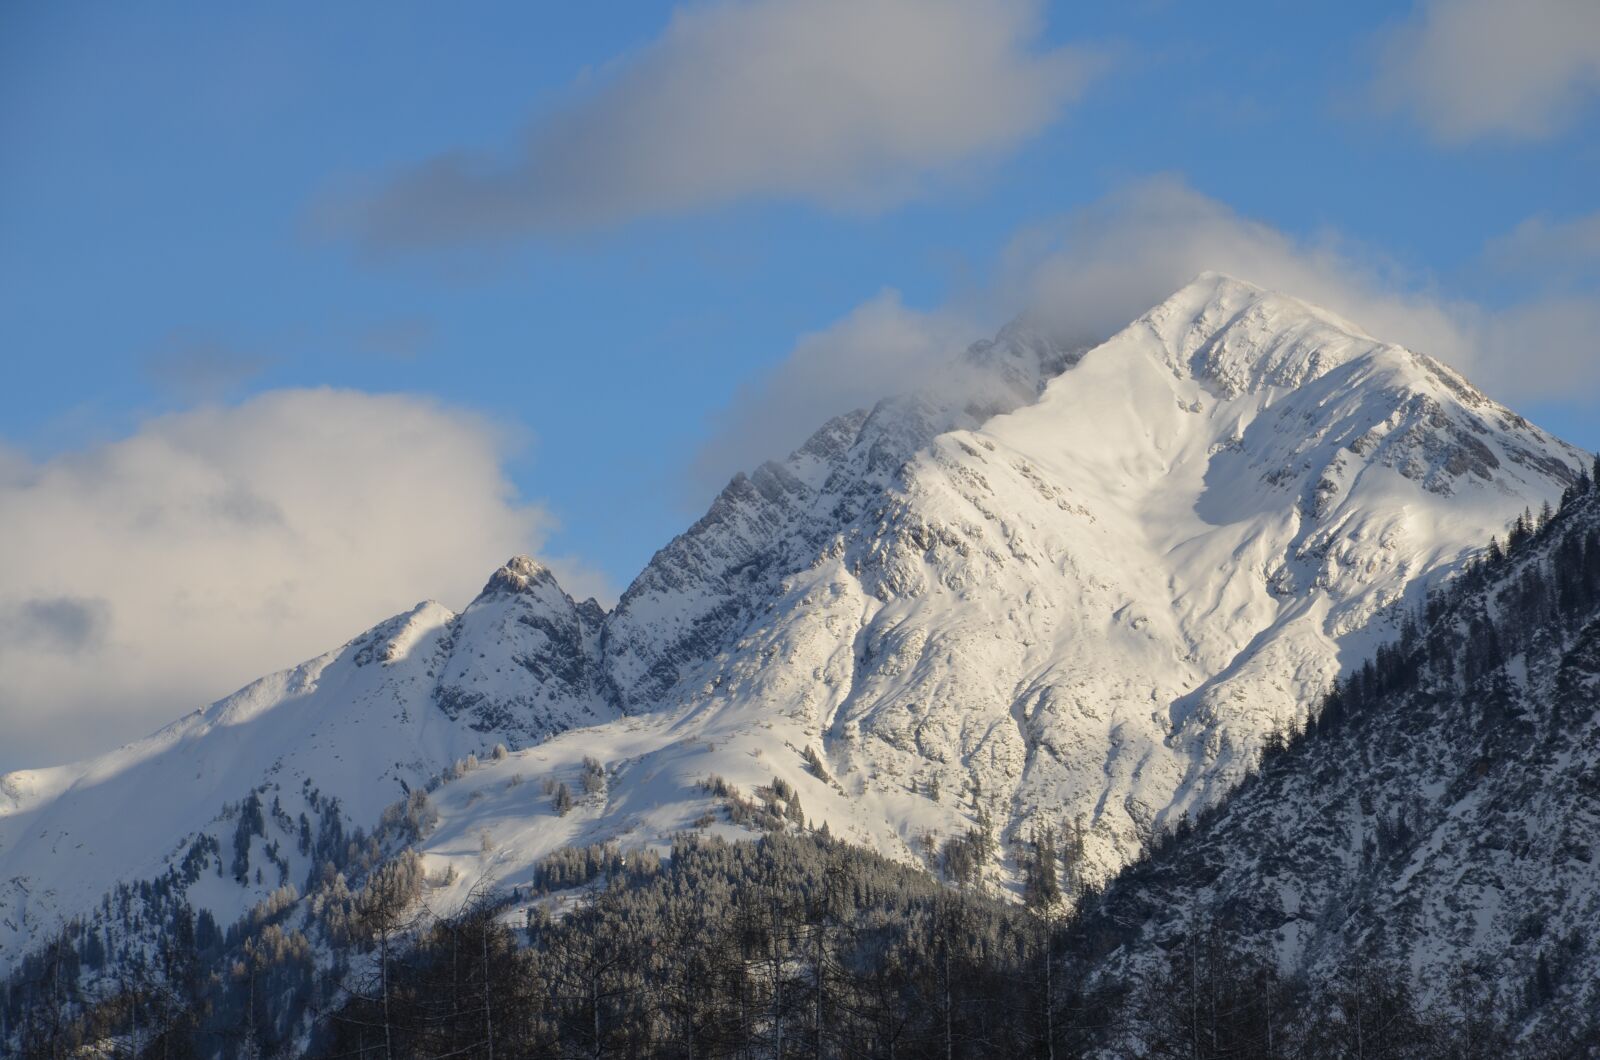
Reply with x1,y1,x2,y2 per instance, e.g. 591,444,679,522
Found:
0,273,1586,970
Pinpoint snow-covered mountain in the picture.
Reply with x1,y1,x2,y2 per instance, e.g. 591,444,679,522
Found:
1079,464,1600,1045
0,273,1586,973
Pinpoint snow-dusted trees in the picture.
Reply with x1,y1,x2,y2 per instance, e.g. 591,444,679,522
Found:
801,744,831,782
581,756,607,795
1022,824,1063,913
378,788,438,842
341,850,425,1058
315,831,1101,1057
16,824,1591,1057
321,886,535,1058
232,789,267,882
940,816,996,889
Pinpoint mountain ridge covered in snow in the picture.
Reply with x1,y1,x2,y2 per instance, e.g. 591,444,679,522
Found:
0,273,1587,980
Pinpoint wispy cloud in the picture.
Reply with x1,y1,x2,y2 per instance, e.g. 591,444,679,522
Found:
1370,0,1600,143
690,290,976,493
143,334,272,402
1481,211,1600,287
341,0,1108,250
356,317,437,362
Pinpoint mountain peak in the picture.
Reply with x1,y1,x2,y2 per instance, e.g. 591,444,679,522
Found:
1189,268,1262,293
1154,271,1370,341
479,555,559,597
1121,271,1385,397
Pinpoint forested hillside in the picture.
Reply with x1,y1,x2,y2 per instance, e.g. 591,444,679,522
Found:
11,806,1592,1058
1074,457,1600,1056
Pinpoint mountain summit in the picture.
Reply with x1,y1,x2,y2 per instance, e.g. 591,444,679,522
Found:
0,275,1586,972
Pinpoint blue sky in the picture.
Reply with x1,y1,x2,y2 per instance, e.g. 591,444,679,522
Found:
2,0,1598,764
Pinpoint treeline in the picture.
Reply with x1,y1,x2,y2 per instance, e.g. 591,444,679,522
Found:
1113,461,1600,889
317,830,1583,1059
320,831,1107,1059
0,779,437,1058
1090,455,1600,1056
10,801,1593,1058
1318,454,1600,737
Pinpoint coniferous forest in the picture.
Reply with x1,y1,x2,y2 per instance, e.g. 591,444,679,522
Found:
11,827,1568,1059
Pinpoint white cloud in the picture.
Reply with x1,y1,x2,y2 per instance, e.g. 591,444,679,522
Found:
1003,177,1600,405
1372,0,1600,143
690,177,1600,484
0,389,597,772
348,0,1105,248
1002,178,1457,357
690,290,975,492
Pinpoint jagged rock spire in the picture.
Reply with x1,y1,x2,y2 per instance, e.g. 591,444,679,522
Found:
479,555,558,597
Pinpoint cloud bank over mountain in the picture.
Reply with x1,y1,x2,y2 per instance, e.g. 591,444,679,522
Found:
689,289,978,496
689,177,1600,487
0,389,570,771
1005,178,1600,403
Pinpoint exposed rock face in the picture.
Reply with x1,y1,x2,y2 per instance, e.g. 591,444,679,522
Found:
435,557,610,741
0,273,1586,972
600,322,1087,715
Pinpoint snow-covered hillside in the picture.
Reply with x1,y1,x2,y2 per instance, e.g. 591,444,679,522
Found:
0,568,612,966
1080,462,1600,1044
0,273,1586,972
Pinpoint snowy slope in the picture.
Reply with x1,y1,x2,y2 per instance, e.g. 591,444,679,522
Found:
586,272,1587,881
0,564,609,964
1080,473,1600,1040
0,273,1586,972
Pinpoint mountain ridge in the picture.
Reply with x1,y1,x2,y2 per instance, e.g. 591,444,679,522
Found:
0,273,1587,978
